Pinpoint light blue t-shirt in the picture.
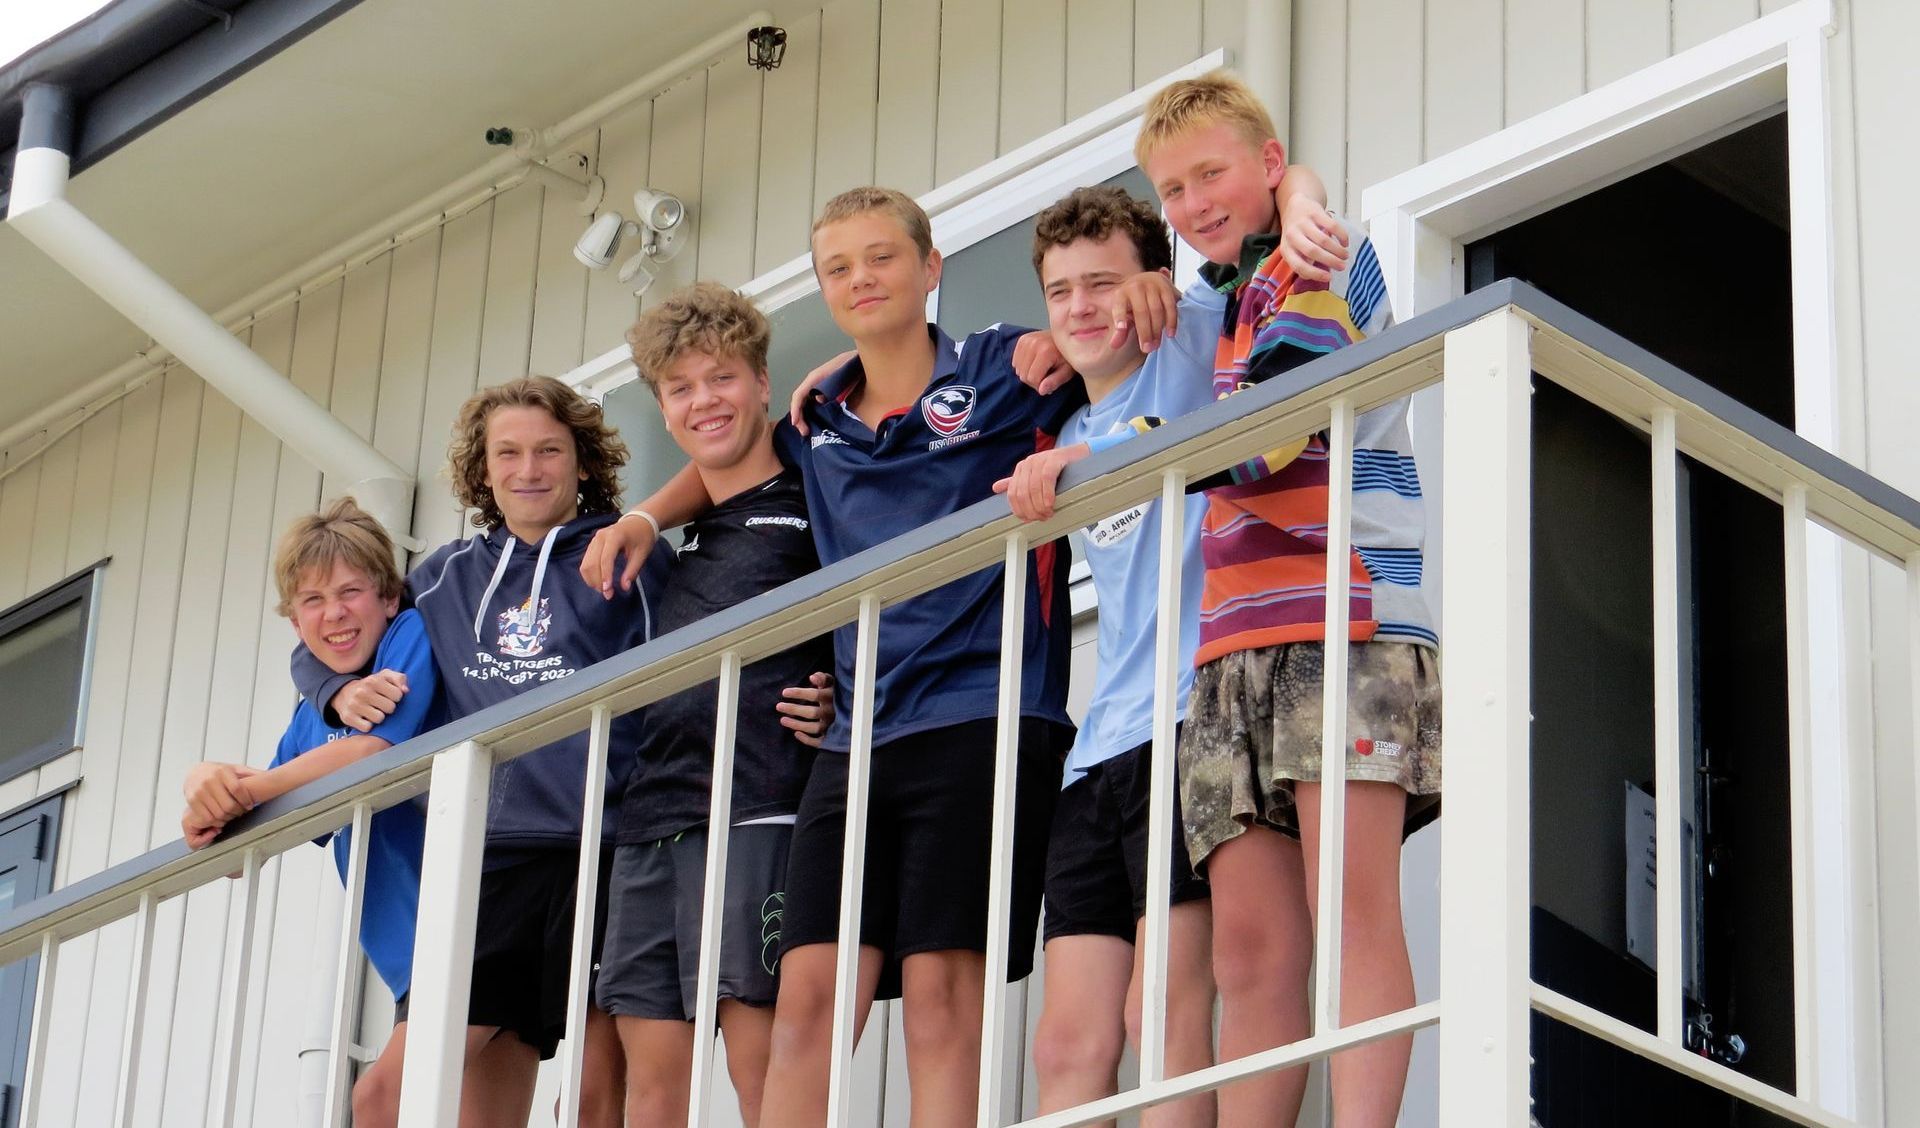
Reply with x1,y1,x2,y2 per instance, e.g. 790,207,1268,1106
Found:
272,608,440,1000
1059,283,1223,781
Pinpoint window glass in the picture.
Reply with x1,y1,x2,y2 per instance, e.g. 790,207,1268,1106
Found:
0,571,95,780
0,796,60,1128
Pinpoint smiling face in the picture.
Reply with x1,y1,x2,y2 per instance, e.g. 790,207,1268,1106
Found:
811,211,942,341
484,404,587,543
1040,233,1152,386
656,350,771,470
1145,123,1286,265
291,558,400,675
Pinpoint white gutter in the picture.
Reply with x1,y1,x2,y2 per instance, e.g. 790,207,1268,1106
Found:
0,9,773,467
6,142,418,542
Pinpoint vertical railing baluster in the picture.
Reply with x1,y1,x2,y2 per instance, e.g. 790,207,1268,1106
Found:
210,849,261,1128
558,704,614,1126
1782,484,1819,1100
689,653,743,1128
323,804,373,1128
1314,397,1356,1036
1651,408,1685,1045
978,534,1028,1127
827,593,883,1126
1139,469,1187,1086
113,890,157,1127
1909,552,1920,962
19,931,60,1128
1436,309,1534,1125
398,740,493,1128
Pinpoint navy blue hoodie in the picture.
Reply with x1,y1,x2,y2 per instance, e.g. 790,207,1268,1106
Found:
293,512,673,866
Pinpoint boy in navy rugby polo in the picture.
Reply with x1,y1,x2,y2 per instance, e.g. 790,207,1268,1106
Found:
183,497,438,1128
596,282,832,1128
583,187,1079,1128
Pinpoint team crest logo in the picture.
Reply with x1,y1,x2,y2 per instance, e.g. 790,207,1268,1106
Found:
497,596,552,658
921,386,977,437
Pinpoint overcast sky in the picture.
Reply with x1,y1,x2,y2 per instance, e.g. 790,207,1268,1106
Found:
2,0,115,69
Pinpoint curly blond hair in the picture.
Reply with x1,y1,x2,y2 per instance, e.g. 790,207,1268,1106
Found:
626,282,771,393
1135,68,1281,168
445,376,627,531
272,496,403,617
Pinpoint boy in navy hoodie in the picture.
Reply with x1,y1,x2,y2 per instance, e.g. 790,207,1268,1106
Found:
184,496,438,1128
293,377,673,1127
597,282,833,1128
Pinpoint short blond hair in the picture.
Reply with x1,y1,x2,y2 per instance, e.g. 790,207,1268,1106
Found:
811,186,934,263
1135,69,1281,167
626,282,771,393
273,496,403,618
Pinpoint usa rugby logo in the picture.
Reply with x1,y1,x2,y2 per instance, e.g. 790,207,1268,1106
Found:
921,386,977,437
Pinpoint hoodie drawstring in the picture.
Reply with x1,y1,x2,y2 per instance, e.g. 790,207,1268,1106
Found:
471,524,563,642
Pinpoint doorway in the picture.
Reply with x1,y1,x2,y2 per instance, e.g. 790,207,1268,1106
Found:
1466,113,1798,1125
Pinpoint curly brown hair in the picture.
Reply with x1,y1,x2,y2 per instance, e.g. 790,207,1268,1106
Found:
627,282,771,393
1030,185,1174,280
445,376,628,531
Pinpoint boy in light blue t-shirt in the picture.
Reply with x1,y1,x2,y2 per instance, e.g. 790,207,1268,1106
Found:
992,186,1220,1125
182,497,440,1128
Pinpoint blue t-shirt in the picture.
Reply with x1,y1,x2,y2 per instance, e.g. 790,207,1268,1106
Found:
775,323,1083,752
1058,284,1223,780
272,608,440,1000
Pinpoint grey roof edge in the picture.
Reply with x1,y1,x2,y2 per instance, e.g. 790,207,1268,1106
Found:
3,278,1915,950
0,0,364,211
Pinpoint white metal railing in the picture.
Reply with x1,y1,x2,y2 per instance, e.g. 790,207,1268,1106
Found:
1,280,1915,1127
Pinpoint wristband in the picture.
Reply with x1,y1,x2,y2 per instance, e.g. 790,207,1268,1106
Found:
622,508,662,537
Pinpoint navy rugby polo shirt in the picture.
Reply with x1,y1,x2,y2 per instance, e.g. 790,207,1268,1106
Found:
774,323,1083,753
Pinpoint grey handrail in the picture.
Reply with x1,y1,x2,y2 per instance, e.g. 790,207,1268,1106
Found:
5,278,1916,967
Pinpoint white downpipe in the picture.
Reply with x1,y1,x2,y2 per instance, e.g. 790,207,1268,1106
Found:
1242,0,1291,142
6,146,415,536
295,876,348,1128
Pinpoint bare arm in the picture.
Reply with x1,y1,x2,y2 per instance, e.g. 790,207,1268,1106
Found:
239,733,394,808
580,462,715,597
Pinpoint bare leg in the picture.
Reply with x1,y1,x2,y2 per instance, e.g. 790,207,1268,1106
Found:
898,949,987,1128
1206,827,1314,1128
570,1007,628,1127
348,1020,407,1128
462,1027,540,1128
1032,934,1132,1123
1124,900,1216,1128
1296,781,1414,1128
615,1015,694,1128
760,942,885,1128
717,999,776,1127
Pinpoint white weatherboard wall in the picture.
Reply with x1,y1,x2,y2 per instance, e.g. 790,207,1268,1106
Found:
8,0,1916,1123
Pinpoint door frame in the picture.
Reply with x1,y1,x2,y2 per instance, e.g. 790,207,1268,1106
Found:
1360,0,1873,1116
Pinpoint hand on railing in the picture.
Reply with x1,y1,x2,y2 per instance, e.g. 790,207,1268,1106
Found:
787,349,859,435
182,761,263,850
330,669,410,733
994,443,1091,522
780,671,836,748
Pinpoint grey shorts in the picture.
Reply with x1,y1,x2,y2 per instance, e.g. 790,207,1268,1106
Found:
1179,640,1443,868
595,823,790,1021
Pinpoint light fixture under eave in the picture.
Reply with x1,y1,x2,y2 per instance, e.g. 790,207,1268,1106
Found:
573,186,691,292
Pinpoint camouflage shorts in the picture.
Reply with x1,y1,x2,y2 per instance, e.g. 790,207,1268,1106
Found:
1178,640,1442,868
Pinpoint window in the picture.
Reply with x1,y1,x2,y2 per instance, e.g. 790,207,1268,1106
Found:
0,566,103,781
0,795,62,1128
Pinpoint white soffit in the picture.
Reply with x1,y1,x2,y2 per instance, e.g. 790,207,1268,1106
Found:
0,0,772,426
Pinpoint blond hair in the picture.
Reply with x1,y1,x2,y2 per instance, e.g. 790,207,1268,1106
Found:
1135,68,1281,167
273,496,403,617
445,376,627,531
627,282,771,393
810,186,934,263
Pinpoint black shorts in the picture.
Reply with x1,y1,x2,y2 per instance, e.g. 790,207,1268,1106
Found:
468,849,613,1059
780,717,1069,999
596,824,790,1021
1043,739,1208,943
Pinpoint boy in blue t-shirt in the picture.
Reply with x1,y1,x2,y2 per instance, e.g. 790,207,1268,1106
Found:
181,496,440,1128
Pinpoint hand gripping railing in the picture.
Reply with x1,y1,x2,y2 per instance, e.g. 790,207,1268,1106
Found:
2,280,1917,1127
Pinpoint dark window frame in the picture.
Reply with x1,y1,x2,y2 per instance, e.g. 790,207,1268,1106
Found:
0,561,107,783
0,793,63,1128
